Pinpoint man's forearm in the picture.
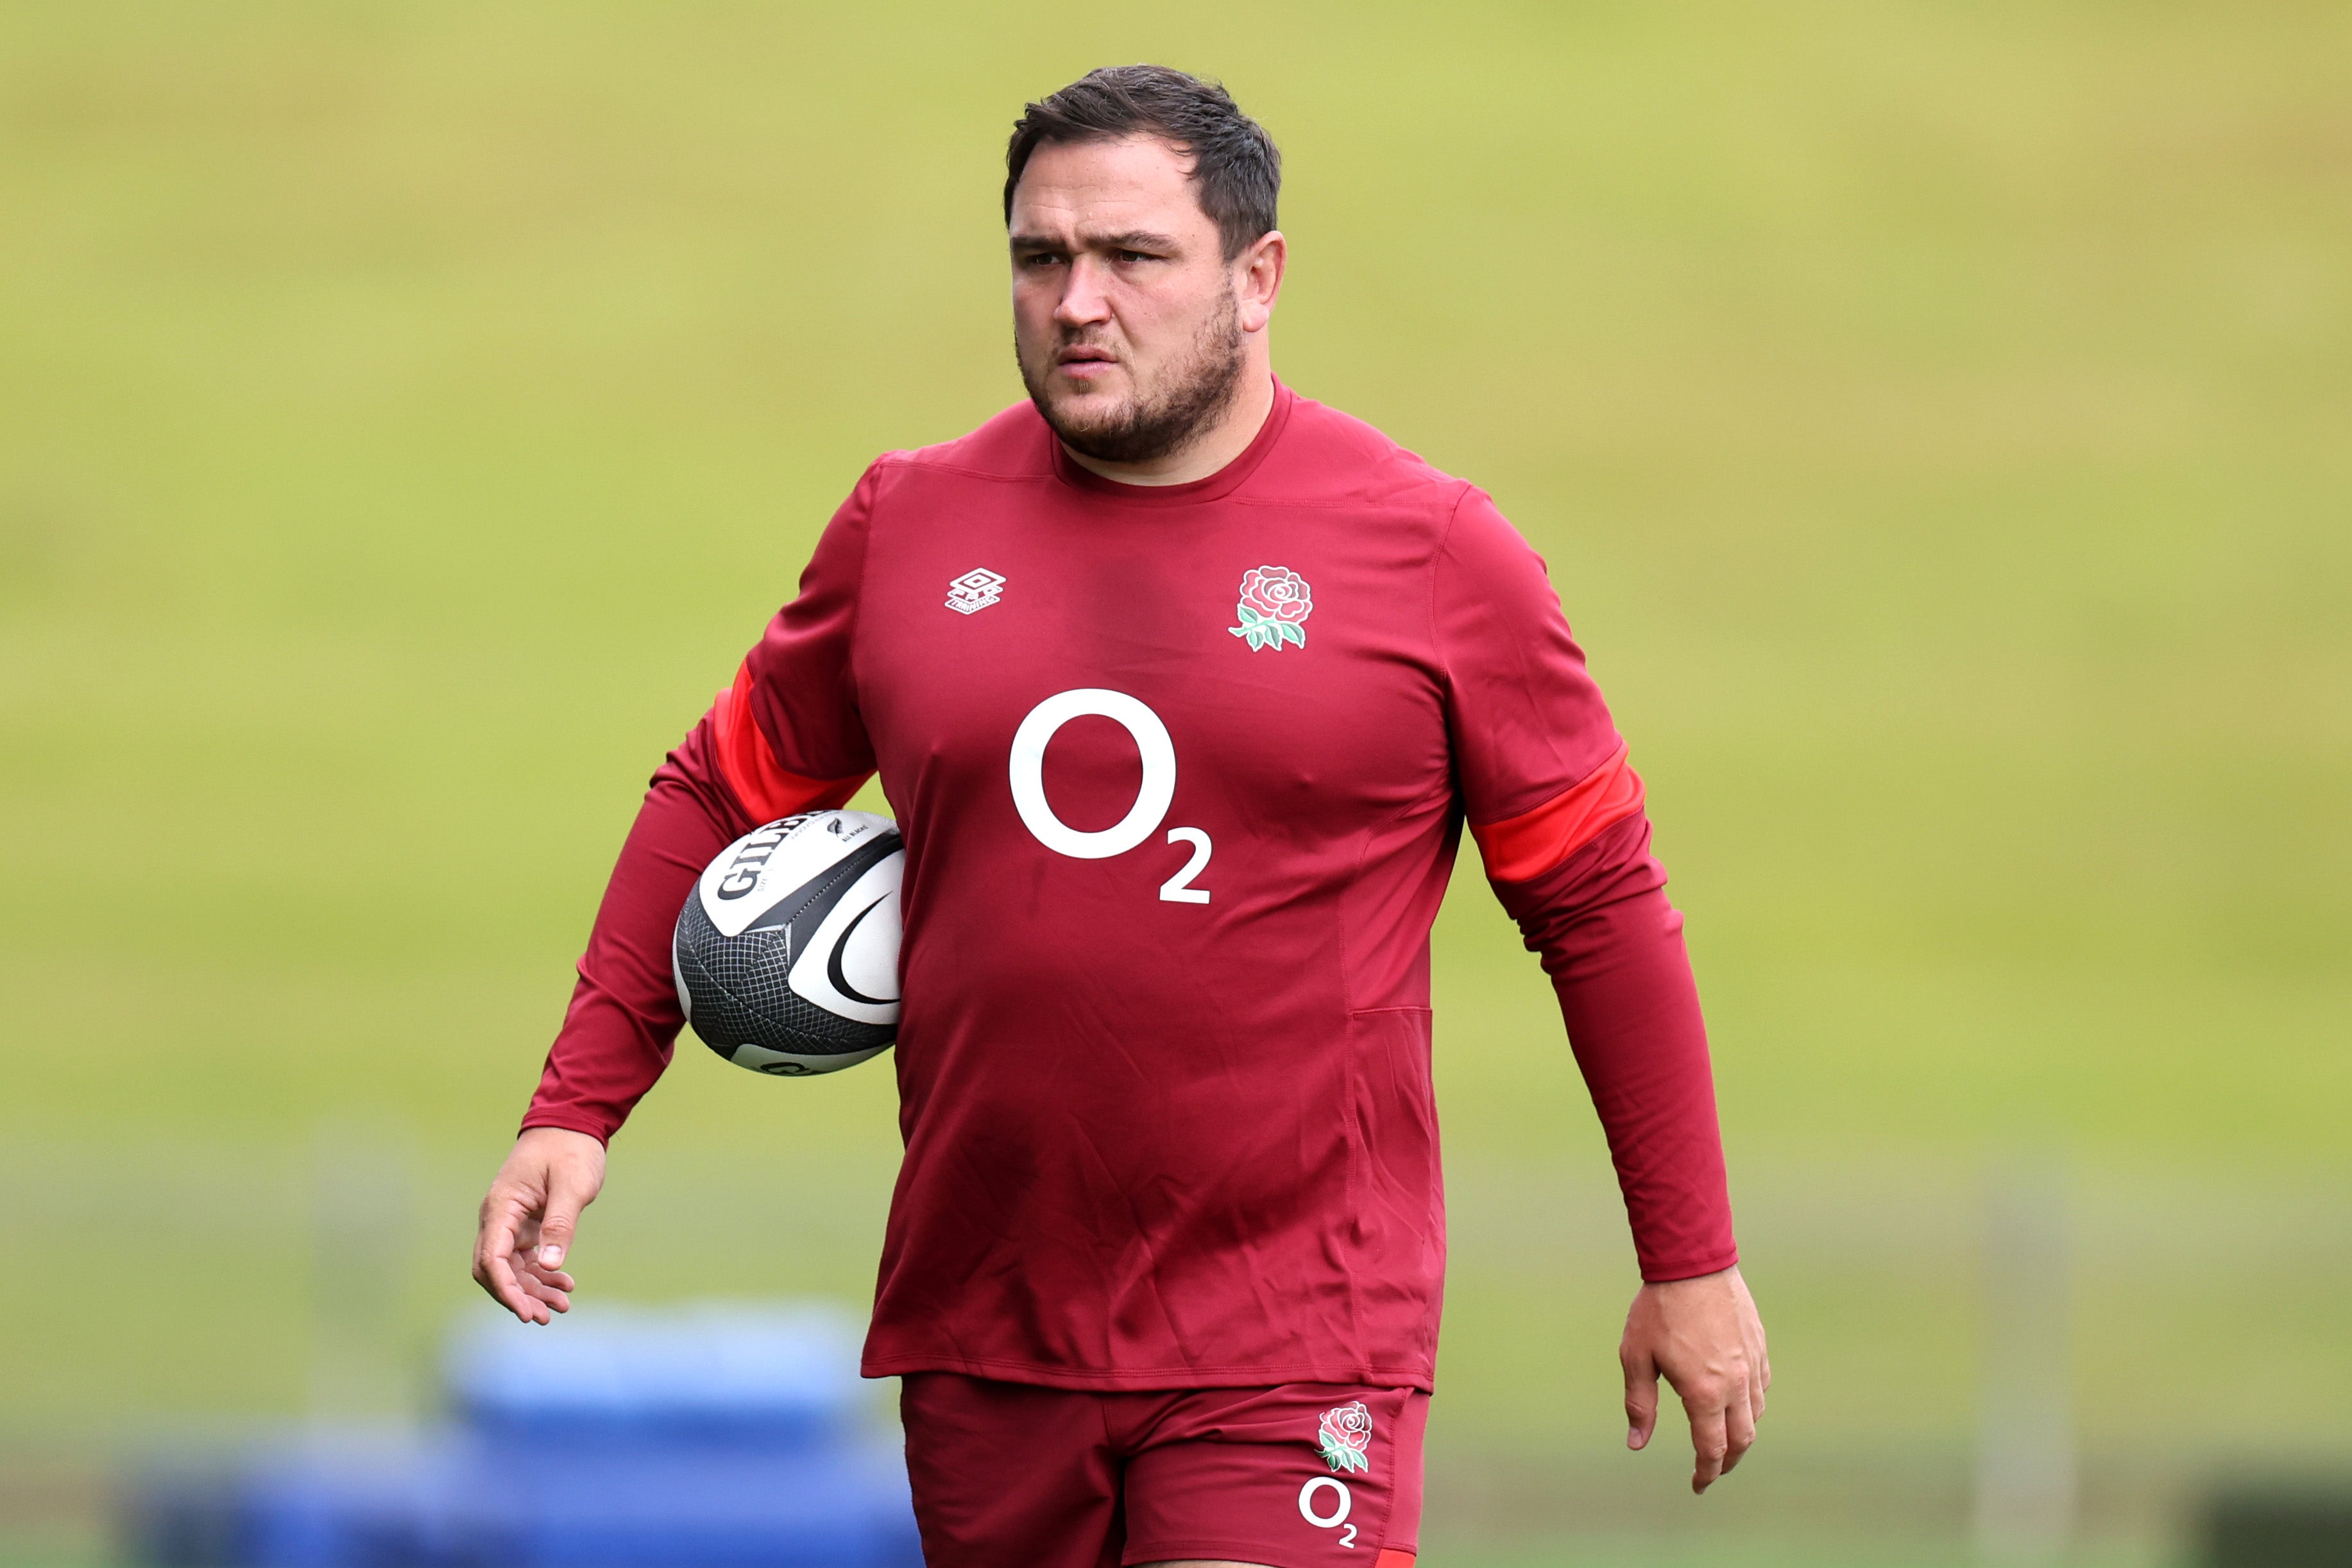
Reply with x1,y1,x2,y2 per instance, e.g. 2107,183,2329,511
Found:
521,717,754,1142
1490,811,1737,1280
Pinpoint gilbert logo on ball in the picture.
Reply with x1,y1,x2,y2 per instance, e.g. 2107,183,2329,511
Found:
1229,565,1312,651
1315,1401,1372,1473
672,810,905,1076
713,819,795,900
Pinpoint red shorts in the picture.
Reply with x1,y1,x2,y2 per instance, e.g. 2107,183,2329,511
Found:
900,1374,1427,1568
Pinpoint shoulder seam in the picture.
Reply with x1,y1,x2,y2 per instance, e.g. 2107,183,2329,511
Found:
845,459,884,728
1426,480,1479,702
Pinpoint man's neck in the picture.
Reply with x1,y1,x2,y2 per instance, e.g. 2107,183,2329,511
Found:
1060,368,1277,488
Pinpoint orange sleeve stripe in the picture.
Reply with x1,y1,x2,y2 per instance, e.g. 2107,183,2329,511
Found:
1469,740,1646,884
712,661,871,824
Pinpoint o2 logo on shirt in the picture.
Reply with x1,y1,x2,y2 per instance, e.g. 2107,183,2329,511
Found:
1009,689,1211,904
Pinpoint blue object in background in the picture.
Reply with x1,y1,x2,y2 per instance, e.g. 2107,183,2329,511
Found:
445,1302,867,1453
124,1303,924,1568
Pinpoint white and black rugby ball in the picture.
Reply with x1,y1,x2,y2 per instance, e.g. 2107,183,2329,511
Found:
673,810,904,1075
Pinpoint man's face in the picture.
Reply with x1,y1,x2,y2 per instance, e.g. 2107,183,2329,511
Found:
1008,136,1248,465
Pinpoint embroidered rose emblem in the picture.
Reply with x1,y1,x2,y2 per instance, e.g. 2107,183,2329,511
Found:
1229,566,1313,651
1241,566,1313,623
1315,1400,1372,1473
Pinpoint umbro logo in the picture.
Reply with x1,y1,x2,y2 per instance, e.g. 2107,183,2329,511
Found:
946,568,1005,615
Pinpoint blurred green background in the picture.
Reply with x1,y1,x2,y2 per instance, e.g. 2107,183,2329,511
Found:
3,2,2347,1564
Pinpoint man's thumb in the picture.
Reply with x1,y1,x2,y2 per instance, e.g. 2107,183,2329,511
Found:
534,1173,591,1269
1623,1347,1660,1451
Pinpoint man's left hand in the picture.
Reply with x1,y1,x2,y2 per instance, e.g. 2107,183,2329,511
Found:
1619,1264,1769,1494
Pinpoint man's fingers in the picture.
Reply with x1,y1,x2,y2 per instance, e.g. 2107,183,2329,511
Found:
472,1198,534,1318
473,1187,569,1324
493,1241,559,1322
1685,1397,1729,1494
1746,1310,1771,1418
473,1190,522,1279
475,1246,547,1324
1621,1345,1660,1451
1721,1375,1757,1477
514,1254,575,1298
516,1271,572,1313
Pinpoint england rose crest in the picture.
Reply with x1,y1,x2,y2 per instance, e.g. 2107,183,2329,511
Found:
1315,1401,1372,1474
1229,565,1312,651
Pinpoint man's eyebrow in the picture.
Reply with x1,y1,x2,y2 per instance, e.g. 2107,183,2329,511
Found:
1008,229,1182,253
1091,230,1180,253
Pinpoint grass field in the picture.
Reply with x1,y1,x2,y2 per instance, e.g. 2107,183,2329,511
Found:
3,3,2349,1562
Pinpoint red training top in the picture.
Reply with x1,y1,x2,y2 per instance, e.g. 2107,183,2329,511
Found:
525,383,1737,1392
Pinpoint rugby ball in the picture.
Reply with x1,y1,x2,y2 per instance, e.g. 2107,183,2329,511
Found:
672,810,904,1075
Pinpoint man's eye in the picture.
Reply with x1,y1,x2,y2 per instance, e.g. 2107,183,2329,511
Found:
1021,253,1065,268
1114,250,1155,263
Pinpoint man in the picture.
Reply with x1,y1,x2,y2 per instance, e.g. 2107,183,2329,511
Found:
474,65,1768,1568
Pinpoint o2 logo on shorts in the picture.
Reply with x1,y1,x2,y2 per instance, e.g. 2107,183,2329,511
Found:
1299,1476,1356,1547
1009,689,1212,905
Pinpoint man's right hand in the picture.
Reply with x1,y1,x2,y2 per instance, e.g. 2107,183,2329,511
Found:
472,1127,606,1325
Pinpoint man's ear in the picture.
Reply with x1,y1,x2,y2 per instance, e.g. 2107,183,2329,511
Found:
1236,230,1287,334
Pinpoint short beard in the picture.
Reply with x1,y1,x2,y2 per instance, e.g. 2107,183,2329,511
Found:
1019,290,1246,466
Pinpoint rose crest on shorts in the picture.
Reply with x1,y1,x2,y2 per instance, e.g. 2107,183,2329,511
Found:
1229,565,1312,651
1315,1401,1373,1473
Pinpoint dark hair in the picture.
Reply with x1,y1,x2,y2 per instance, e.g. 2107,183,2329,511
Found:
1004,65,1281,261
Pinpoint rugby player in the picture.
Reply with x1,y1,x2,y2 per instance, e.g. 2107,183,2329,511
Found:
473,64,1769,1568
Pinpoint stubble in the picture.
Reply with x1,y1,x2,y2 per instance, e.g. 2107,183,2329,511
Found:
1019,289,1246,467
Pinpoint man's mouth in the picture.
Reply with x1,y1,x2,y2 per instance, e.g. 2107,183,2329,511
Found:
1056,345,1118,370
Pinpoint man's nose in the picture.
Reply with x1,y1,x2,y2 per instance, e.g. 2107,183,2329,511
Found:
1053,255,1113,328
